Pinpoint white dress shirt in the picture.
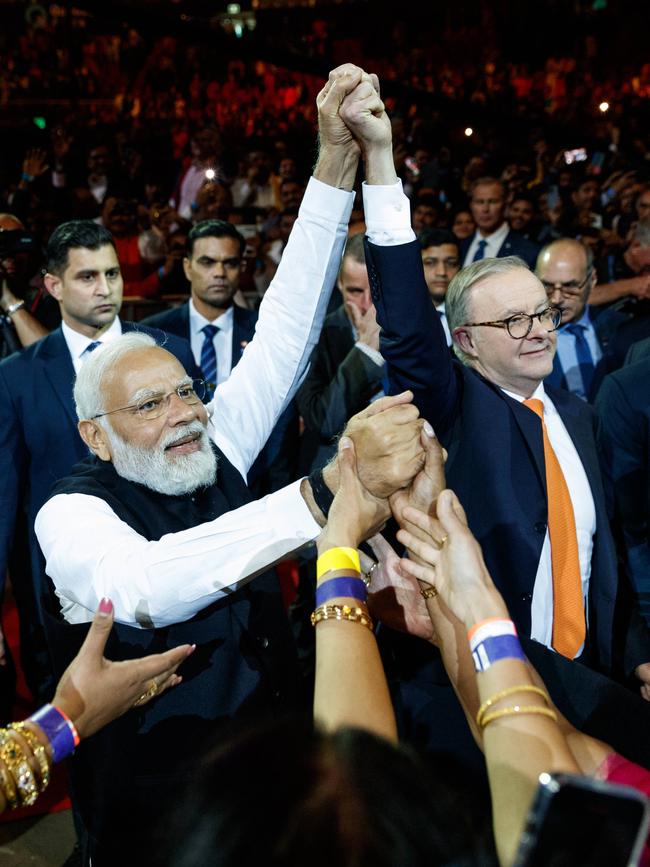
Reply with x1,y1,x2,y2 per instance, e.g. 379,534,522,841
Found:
463,222,510,266
435,302,452,346
62,317,123,375
503,383,596,656
37,176,356,628
188,301,234,386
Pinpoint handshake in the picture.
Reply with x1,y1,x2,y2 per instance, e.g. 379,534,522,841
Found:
315,390,445,552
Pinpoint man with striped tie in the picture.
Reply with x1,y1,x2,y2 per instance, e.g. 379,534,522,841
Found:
0,220,196,701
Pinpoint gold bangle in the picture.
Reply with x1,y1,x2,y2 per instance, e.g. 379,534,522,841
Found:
310,603,374,632
420,583,438,599
9,723,51,791
0,732,40,807
480,704,558,729
0,750,18,810
317,547,361,579
476,684,550,728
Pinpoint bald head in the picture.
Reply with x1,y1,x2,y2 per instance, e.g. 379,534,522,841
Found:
536,238,595,324
0,213,24,232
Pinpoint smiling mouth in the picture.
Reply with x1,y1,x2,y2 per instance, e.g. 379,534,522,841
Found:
165,432,201,453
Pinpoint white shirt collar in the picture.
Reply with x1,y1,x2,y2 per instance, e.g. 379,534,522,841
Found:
478,221,509,248
501,380,553,413
62,317,123,373
188,298,234,337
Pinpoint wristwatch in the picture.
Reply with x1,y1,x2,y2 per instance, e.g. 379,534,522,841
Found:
5,300,25,316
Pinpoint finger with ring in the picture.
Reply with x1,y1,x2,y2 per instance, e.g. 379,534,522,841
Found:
133,679,160,707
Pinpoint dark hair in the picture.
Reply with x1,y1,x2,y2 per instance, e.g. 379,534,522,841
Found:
342,231,366,265
418,228,460,252
187,219,246,258
413,194,439,212
165,718,487,867
509,192,536,209
46,220,115,275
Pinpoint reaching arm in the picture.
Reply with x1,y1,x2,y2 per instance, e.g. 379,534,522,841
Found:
209,67,364,478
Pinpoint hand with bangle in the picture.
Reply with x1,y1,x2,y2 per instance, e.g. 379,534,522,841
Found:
0,598,193,813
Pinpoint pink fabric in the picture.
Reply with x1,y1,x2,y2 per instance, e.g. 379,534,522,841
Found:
596,752,650,865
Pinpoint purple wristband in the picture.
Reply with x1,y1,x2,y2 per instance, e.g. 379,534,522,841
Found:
30,704,76,763
316,576,368,606
472,634,526,673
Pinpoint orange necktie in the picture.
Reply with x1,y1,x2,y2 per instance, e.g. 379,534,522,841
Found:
524,398,585,658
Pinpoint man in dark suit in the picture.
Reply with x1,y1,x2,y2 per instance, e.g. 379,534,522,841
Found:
537,238,623,401
335,77,650,760
297,232,384,474
0,220,196,698
595,358,650,630
142,219,298,493
460,177,540,269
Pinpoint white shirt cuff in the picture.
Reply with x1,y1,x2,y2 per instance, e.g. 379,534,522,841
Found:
355,341,384,367
362,179,416,246
269,478,322,544
302,176,355,224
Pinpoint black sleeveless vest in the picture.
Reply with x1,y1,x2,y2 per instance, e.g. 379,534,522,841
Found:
41,448,299,864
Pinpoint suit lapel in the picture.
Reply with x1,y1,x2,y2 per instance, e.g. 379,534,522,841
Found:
549,386,602,498
39,329,77,426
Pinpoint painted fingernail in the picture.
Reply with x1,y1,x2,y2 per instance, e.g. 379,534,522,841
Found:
186,644,196,655
98,597,113,616
423,421,435,438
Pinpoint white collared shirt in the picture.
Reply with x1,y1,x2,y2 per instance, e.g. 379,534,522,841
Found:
435,302,452,346
188,301,234,386
463,222,510,266
37,176,359,628
61,317,123,375
502,383,596,656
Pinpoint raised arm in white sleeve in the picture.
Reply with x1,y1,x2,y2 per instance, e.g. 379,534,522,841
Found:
36,479,321,628
209,177,354,478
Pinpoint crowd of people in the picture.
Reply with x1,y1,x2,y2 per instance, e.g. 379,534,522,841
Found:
0,5,650,866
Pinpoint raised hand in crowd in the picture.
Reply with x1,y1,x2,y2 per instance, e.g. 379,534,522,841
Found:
18,148,49,188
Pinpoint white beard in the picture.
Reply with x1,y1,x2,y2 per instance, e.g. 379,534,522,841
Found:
103,420,217,496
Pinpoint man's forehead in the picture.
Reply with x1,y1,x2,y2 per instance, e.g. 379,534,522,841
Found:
473,184,503,200
471,269,546,314
65,244,118,272
107,348,187,399
422,244,459,259
191,235,240,258
539,245,585,275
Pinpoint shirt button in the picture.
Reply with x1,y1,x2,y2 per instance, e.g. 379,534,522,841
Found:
257,636,269,649
520,593,532,603
534,522,547,534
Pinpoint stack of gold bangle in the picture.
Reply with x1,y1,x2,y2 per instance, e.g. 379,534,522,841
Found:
476,685,557,730
0,725,52,809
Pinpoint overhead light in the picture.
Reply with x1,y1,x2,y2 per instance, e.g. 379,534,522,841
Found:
598,101,609,113
464,127,473,137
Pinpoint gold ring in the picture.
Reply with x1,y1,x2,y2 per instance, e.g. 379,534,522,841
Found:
420,584,438,600
133,679,159,707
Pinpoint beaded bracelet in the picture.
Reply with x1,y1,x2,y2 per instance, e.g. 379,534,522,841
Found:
480,704,558,729
0,746,18,810
476,684,550,728
311,603,374,632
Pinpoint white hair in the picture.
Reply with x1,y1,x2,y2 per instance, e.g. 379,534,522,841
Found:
74,331,157,420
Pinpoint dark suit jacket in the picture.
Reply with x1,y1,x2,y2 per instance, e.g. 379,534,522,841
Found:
626,335,650,365
460,228,541,270
296,304,384,474
367,238,650,677
141,301,298,494
0,321,197,600
595,359,650,624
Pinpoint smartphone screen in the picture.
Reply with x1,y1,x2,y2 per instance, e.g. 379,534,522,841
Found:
564,148,588,165
515,774,649,867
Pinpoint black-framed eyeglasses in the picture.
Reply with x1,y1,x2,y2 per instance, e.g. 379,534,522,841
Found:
92,379,207,421
541,271,592,298
461,306,562,340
